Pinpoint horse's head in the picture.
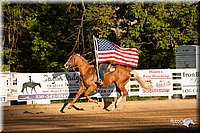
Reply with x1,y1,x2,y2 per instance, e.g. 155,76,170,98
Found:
64,53,82,69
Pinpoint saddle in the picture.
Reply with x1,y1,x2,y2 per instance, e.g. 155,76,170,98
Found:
103,64,116,75
95,64,116,86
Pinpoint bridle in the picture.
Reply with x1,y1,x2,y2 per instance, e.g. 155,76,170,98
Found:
64,54,96,78
64,55,79,71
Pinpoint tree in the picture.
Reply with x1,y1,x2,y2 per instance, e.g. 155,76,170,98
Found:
127,2,198,68
3,3,84,72
2,2,198,72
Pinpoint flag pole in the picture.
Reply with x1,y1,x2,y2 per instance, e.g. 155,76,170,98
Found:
93,35,100,81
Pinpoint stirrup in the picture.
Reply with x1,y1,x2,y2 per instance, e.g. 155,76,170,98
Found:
95,80,104,86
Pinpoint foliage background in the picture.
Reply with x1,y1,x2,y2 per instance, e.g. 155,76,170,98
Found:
2,1,199,72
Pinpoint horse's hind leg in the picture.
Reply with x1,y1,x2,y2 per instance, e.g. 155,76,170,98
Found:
115,83,122,99
33,87,37,93
112,75,130,110
26,87,28,94
111,84,121,109
31,87,36,94
112,85,127,110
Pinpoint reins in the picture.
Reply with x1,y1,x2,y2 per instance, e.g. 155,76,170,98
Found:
68,55,96,80
79,69,96,77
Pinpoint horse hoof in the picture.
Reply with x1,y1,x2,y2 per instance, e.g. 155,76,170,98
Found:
60,110,65,113
93,100,98,104
68,106,73,109
111,106,117,111
79,108,84,111
103,108,111,111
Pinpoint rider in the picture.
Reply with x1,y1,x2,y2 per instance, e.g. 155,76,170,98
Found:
95,34,116,86
96,62,110,86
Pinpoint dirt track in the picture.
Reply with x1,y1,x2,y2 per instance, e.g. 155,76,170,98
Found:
2,99,199,133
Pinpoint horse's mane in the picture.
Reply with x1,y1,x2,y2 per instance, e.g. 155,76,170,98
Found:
75,54,91,66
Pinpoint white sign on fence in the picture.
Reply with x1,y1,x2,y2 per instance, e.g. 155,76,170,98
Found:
2,68,198,102
0,73,7,102
6,72,116,101
91,83,116,98
181,69,199,95
17,72,80,100
137,69,173,96
6,73,18,100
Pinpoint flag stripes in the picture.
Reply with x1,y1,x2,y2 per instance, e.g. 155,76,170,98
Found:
94,37,139,68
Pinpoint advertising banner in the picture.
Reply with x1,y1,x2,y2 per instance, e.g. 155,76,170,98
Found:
181,69,199,95
6,73,18,100
16,72,116,101
137,69,173,96
17,72,80,100
91,83,116,98
0,73,7,102
2,68,198,102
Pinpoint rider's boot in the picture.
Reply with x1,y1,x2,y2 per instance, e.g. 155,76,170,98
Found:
95,79,104,86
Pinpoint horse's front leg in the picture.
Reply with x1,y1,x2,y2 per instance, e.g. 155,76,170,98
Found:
84,85,98,104
68,84,86,109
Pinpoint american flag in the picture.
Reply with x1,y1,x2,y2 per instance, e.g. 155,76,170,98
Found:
94,37,139,68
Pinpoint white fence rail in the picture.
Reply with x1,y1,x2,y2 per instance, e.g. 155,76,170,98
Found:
0,69,199,105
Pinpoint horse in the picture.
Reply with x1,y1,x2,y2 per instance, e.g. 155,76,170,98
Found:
62,53,152,112
21,82,41,94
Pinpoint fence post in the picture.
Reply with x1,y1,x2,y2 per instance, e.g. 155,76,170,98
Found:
168,95,172,100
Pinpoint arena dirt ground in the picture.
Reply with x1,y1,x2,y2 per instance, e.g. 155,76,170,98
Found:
2,99,199,133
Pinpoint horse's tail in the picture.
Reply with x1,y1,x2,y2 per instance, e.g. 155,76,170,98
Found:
130,70,152,90
37,83,41,88
21,83,25,92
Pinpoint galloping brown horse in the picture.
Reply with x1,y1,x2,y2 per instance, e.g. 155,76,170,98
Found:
63,53,151,111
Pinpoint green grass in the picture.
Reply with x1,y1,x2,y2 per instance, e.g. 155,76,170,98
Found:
50,96,169,104
126,96,169,101
51,98,87,104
